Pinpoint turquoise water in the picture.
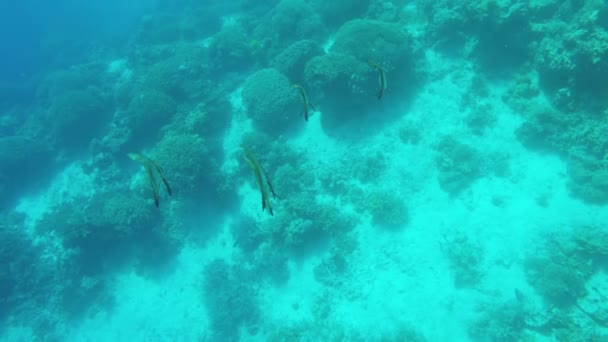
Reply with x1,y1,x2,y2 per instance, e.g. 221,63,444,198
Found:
1,1,608,341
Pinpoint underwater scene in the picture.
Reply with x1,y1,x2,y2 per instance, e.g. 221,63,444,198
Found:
2,0,608,341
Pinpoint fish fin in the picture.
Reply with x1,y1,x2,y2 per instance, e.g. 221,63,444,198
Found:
161,178,172,196
154,164,172,196
260,165,279,199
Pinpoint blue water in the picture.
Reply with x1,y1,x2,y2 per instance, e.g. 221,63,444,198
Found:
2,1,608,341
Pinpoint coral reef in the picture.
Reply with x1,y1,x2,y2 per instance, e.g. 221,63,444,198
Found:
151,132,220,199
304,52,370,129
202,259,260,340
209,22,256,73
309,0,370,29
533,1,608,111
0,135,53,206
523,230,596,308
469,300,530,342
128,153,172,208
271,40,322,83
47,87,113,147
242,68,300,135
37,192,158,248
253,0,326,58
304,18,418,131
31,63,115,151
435,136,483,196
137,43,209,98
347,188,409,230
516,105,608,204
120,88,176,145
419,0,533,72
440,231,484,287
0,213,44,319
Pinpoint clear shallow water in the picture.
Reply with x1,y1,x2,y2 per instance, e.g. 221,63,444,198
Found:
1,1,608,341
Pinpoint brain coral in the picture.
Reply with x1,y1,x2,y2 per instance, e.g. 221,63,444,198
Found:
241,68,300,135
